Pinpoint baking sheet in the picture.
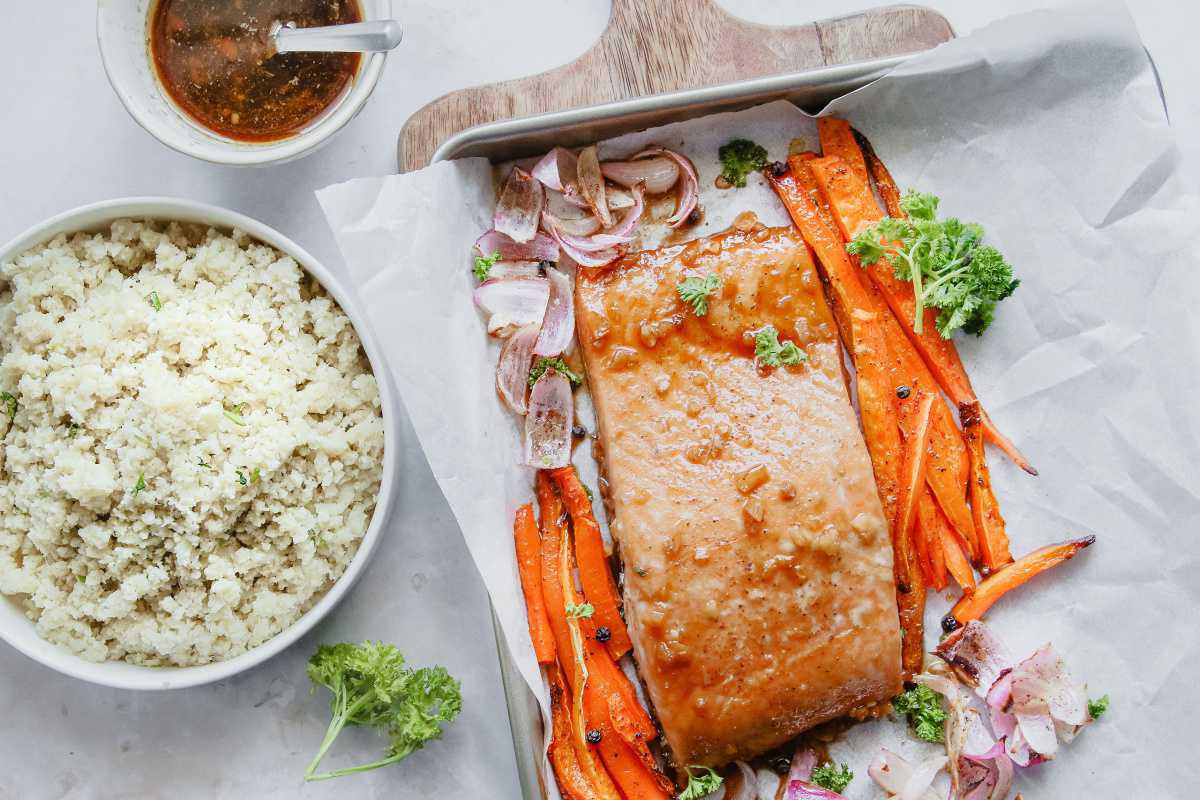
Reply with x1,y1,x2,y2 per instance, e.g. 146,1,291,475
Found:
316,1,1200,795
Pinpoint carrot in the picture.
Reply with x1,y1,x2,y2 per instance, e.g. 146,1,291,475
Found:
579,615,656,741
808,154,976,546
961,401,1014,572
816,118,871,189
515,504,555,664
895,392,937,565
582,677,673,799
548,665,603,800
787,154,837,231
549,467,633,659
846,127,1037,475
944,536,1095,630
538,472,578,684
938,511,977,594
916,490,948,591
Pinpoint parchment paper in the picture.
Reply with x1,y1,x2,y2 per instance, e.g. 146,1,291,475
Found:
317,1,1200,795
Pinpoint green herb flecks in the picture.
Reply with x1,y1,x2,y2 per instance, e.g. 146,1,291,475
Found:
250,467,261,484
304,642,462,782
565,601,594,620
529,356,581,387
845,191,1019,338
473,251,500,281
1088,694,1110,720
679,765,723,800
148,291,162,312
67,422,80,439
754,325,807,368
132,472,147,497
1,391,16,420
223,401,248,426
197,458,211,470
718,139,769,188
893,684,947,743
811,762,854,793
236,470,248,486
677,274,721,317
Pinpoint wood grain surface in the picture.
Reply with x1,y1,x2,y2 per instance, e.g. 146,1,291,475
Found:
398,1,952,172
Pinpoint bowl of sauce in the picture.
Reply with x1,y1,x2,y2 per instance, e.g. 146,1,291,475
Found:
98,0,391,165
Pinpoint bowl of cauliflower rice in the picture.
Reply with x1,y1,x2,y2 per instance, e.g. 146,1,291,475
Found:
0,198,395,690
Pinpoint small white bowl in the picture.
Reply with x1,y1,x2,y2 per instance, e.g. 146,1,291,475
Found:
97,0,392,166
0,198,398,690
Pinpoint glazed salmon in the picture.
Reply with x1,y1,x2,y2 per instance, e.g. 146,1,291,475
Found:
575,220,902,771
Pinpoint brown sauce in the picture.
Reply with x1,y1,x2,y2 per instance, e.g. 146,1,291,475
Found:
150,0,362,142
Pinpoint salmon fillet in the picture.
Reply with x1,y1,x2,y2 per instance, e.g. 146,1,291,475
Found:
575,221,902,770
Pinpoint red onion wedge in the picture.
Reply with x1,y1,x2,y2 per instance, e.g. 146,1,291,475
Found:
545,188,598,223
725,761,758,800
547,222,620,268
606,186,636,209
633,146,698,227
604,182,646,238
473,277,550,337
786,780,845,799
488,261,544,281
542,212,602,238
494,167,544,244
601,156,680,194
531,147,579,194
496,324,539,414
576,145,613,227
475,229,559,263
534,267,573,357
935,621,1014,699
525,368,573,468
868,749,944,800
788,745,817,783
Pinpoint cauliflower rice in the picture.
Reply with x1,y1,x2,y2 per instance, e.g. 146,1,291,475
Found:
0,219,384,666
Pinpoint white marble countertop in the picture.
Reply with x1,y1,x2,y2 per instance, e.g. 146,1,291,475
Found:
0,2,1194,798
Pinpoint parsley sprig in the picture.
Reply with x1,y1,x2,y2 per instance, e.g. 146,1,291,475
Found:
754,325,807,367
565,601,594,620
893,684,947,743
1,391,16,420
677,274,721,317
846,191,1019,338
718,139,768,188
529,357,581,387
811,762,854,793
473,251,500,281
1088,694,1110,719
679,765,723,800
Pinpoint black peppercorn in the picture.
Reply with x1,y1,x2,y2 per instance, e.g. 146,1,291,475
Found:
941,614,961,634
572,424,587,438
537,260,553,275
586,729,602,744
595,626,611,643
768,161,788,177
896,384,912,399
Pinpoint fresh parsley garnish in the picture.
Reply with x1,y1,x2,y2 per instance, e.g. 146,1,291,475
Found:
67,422,80,439
565,601,594,620
811,762,854,793
846,190,1019,338
132,472,147,497
893,684,946,743
1088,694,1110,719
305,642,462,781
679,765,723,800
197,458,211,469
1,391,16,420
223,402,248,426
250,467,261,484
529,357,581,387
77,574,86,584
754,325,807,367
634,567,648,578
718,139,768,188
148,291,162,312
235,470,249,486
677,274,721,317
473,251,500,281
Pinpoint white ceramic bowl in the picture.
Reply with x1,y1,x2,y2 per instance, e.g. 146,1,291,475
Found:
97,0,392,166
0,198,398,689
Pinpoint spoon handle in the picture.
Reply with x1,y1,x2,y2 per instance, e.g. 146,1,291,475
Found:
272,19,403,54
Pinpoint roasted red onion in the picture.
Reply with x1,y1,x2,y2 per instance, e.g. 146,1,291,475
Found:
868,749,943,800
494,167,544,243
633,146,698,227
542,212,602,238
544,188,595,222
786,780,845,799
725,761,758,800
576,145,613,227
601,156,680,194
934,621,1014,698
531,147,579,195
487,261,544,281
473,277,550,336
547,223,620,268
788,745,817,783
604,183,646,239
606,186,636,209
475,229,559,263
525,368,572,468
533,267,573,357
496,324,539,413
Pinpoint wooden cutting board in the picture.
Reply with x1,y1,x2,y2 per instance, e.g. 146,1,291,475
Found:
398,1,953,172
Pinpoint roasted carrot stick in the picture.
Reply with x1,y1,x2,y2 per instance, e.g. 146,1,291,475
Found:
787,154,837,231
961,401,1013,572
548,664,603,800
809,154,976,545
582,677,672,799
579,615,656,741
943,536,1096,631
549,467,633,659
538,472,578,683
938,513,977,594
895,391,937,573
840,128,1037,475
515,504,555,664
816,118,871,189
916,491,948,591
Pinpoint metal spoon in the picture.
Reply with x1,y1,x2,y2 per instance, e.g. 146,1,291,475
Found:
270,19,403,54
